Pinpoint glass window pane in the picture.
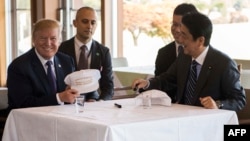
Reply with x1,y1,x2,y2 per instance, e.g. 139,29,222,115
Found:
16,10,31,56
16,0,30,9
16,0,31,56
122,0,250,66
71,0,101,42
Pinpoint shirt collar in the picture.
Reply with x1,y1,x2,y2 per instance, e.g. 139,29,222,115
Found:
193,46,209,65
74,37,92,51
35,48,54,66
175,41,183,48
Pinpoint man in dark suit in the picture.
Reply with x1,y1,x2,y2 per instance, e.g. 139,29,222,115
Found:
59,6,114,101
7,19,79,109
132,12,246,111
154,3,198,76
154,3,198,98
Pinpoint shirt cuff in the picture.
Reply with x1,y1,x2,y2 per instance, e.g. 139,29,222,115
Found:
143,80,150,90
56,93,64,105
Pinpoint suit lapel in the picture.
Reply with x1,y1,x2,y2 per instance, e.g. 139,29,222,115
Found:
195,47,214,98
90,41,101,68
177,54,192,100
54,55,64,92
170,42,178,58
68,38,77,68
30,49,51,94
178,47,215,104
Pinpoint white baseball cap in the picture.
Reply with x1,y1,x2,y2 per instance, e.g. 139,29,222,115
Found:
136,89,172,106
64,69,101,94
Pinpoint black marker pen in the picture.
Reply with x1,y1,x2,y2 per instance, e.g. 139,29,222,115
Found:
114,103,122,108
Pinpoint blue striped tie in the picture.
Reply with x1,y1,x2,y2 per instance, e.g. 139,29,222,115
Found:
185,60,198,105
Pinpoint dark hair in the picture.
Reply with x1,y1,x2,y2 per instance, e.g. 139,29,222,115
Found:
182,12,212,46
173,3,198,16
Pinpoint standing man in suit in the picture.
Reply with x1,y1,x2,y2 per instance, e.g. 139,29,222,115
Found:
154,3,198,76
7,19,79,109
59,6,114,101
132,12,246,111
154,3,198,98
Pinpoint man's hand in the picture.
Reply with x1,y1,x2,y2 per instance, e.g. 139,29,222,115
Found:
199,96,218,109
132,78,148,90
59,88,79,104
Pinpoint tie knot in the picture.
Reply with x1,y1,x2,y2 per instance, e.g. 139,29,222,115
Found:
192,60,198,66
80,45,87,50
46,61,53,66
178,45,183,54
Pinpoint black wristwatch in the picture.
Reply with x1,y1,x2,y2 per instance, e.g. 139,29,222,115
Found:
216,100,223,109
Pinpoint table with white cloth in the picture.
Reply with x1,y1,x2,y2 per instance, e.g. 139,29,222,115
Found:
2,98,238,141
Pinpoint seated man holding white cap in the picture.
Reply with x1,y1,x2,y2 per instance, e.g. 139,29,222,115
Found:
7,19,79,110
64,69,101,94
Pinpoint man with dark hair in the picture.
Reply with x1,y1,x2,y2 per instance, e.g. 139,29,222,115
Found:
59,7,114,101
155,3,198,76
132,12,246,112
154,3,198,97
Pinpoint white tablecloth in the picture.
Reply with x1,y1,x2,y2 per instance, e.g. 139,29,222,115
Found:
2,98,238,141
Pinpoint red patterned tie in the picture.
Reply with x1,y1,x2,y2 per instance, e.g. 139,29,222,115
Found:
77,45,88,70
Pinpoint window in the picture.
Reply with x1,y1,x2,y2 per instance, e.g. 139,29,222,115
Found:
67,0,102,42
12,0,31,58
5,0,31,65
6,0,250,67
6,0,102,65
121,0,250,66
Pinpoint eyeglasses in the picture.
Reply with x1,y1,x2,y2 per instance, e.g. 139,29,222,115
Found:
171,22,181,28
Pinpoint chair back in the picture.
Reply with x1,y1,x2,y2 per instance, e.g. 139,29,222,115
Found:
112,57,128,68
0,87,8,140
234,59,250,69
238,64,242,82
0,88,8,110
237,88,250,124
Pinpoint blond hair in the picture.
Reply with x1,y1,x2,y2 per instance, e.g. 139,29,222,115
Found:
32,19,61,38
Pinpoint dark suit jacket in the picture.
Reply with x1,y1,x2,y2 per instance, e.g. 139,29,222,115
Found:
148,46,246,111
59,38,114,100
7,48,75,109
155,41,177,76
154,41,177,96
